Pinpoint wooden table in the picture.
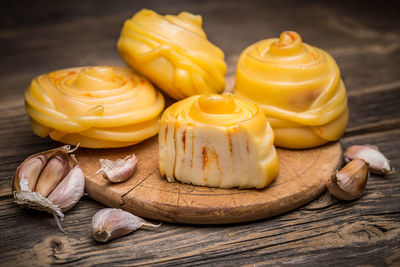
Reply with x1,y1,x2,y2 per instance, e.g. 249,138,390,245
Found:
1,1,399,266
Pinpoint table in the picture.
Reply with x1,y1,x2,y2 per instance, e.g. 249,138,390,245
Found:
1,0,399,266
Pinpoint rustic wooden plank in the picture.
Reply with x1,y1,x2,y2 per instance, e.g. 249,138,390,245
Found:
346,86,400,136
1,129,399,266
77,140,341,224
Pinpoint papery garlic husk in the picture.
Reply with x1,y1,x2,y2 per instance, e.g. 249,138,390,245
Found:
12,145,85,232
344,145,393,175
92,208,161,243
327,158,369,200
98,154,137,183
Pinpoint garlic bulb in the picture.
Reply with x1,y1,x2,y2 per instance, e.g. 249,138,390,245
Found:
25,66,164,148
159,94,279,189
234,31,348,149
118,9,227,100
12,145,85,232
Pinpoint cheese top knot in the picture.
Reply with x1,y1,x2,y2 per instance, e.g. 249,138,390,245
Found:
25,66,164,148
162,94,269,132
118,9,227,100
234,31,348,149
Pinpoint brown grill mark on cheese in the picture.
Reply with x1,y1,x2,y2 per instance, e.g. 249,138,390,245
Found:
215,151,220,170
182,129,186,152
215,152,222,186
228,127,239,157
173,124,178,178
202,146,208,169
165,125,168,142
227,133,232,156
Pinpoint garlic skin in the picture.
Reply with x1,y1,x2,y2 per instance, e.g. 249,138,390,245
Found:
98,154,137,183
159,94,279,189
92,208,160,243
12,145,85,232
327,158,369,200
13,191,64,219
344,145,393,175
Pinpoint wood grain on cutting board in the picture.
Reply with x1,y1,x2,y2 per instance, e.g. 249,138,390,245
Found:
76,136,342,224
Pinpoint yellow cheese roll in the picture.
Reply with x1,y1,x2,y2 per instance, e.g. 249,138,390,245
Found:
25,66,164,148
118,9,227,100
234,31,348,149
159,94,279,189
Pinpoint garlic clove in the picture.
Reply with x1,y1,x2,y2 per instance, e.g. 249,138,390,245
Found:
35,152,69,197
327,158,369,200
48,165,85,212
92,208,160,243
344,145,393,175
12,147,64,193
98,154,137,183
15,155,47,192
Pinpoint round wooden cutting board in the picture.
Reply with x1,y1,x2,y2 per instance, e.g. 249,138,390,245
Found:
76,136,342,224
